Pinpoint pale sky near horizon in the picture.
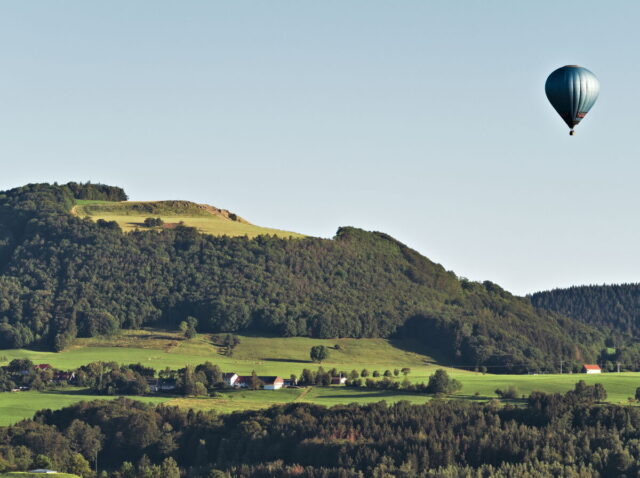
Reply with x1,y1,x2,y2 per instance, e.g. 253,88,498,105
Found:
1,2,639,296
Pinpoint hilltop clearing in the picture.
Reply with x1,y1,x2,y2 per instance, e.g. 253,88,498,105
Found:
73,199,304,238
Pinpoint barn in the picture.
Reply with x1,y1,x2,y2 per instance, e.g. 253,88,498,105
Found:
582,364,601,374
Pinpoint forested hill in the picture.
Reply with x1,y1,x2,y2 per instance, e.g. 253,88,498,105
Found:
531,284,640,337
0,183,602,371
3,392,639,477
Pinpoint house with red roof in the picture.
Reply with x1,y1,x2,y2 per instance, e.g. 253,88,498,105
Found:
582,364,601,374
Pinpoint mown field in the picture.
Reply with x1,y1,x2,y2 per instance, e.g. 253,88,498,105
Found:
2,329,640,425
0,389,166,426
72,199,304,238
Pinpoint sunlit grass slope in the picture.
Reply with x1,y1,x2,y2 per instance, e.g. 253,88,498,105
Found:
0,329,445,378
2,329,640,423
72,199,304,238
0,389,166,426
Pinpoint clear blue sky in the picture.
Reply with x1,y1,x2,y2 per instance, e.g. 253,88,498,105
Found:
1,1,638,295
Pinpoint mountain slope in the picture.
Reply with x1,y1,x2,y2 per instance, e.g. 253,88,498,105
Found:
0,182,602,372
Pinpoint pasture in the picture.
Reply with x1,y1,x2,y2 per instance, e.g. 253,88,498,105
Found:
72,200,304,238
0,389,166,426
1,329,640,424
0,330,448,378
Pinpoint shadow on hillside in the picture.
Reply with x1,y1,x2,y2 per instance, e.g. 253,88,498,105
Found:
455,394,493,402
261,358,311,364
43,389,95,396
144,333,183,341
388,337,454,367
110,332,181,342
318,391,424,400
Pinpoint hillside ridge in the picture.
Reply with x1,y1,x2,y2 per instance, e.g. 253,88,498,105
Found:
0,182,604,372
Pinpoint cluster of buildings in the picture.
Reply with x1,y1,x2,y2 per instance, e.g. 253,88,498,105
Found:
223,373,287,390
146,372,344,393
34,364,76,383
19,364,347,394
16,363,604,396
221,372,347,389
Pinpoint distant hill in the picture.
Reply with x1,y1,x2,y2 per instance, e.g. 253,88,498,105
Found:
72,199,304,239
0,182,603,372
531,284,640,370
531,284,640,337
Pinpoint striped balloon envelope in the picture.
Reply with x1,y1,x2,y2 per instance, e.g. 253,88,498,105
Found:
545,65,599,135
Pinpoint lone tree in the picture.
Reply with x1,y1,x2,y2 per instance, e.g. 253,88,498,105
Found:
426,369,462,395
181,316,198,339
249,371,263,390
143,217,164,228
310,345,329,363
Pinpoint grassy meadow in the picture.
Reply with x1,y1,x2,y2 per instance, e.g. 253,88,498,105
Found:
0,330,446,377
0,389,166,426
2,329,640,424
72,200,304,238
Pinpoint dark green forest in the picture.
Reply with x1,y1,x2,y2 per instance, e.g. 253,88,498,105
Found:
531,284,640,369
0,382,635,477
0,183,603,371
531,284,640,337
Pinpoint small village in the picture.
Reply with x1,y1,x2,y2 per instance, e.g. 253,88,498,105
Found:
0,360,604,395
0,359,355,394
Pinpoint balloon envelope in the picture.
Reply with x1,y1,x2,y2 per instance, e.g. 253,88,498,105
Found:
545,65,599,131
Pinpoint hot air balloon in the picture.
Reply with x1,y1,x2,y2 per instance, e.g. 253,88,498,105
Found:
545,65,599,135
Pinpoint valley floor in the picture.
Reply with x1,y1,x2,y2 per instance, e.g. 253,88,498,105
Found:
1,329,639,425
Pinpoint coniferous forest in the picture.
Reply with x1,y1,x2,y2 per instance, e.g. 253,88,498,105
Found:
0,383,636,477
0,182,605,372
531,284,640,337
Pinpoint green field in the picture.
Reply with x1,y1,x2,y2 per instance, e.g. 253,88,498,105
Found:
2,329,640,424
166,386,434,414
0,388,166,426
72,200,304,239
0,330,450,379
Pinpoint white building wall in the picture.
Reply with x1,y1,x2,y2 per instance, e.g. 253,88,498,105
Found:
264,382,283,390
